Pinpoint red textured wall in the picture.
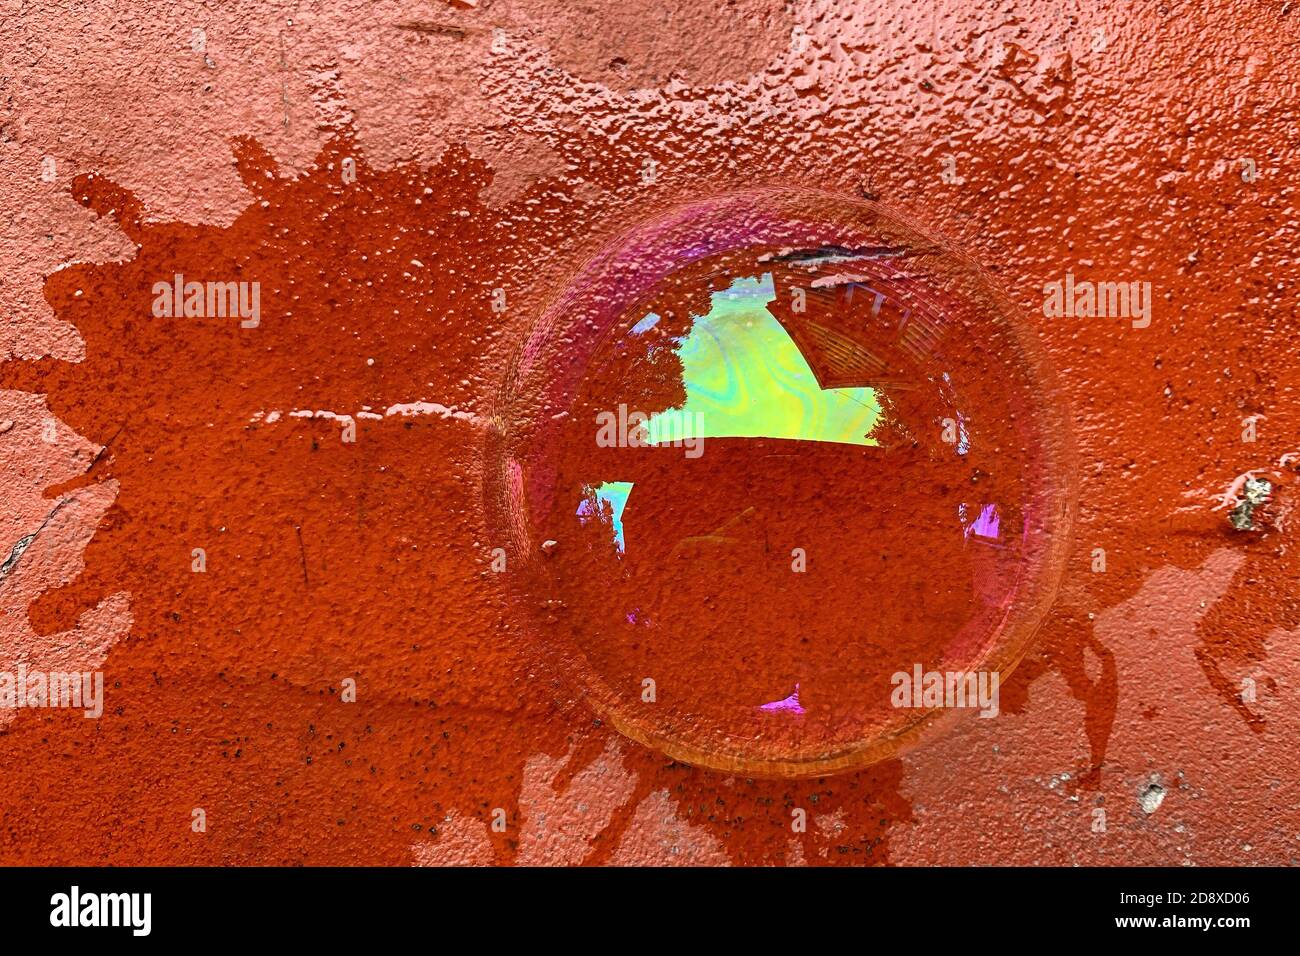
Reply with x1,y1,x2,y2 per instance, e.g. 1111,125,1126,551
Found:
0,0,1296,865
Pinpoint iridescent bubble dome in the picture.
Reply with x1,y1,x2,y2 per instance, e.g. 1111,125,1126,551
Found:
487,189,1076,776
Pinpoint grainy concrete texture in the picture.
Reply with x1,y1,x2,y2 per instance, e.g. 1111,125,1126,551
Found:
1,0,1297,865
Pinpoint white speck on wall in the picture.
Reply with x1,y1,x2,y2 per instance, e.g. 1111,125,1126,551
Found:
1139,780,1166,815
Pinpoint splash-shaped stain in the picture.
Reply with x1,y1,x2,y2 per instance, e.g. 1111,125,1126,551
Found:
0,128,919,865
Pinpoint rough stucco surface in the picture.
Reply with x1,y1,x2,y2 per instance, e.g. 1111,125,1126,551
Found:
0,0,1297,865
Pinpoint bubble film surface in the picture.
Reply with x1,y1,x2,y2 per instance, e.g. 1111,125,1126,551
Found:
489,189,1076,775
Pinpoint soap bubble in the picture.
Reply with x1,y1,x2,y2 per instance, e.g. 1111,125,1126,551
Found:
487,189,1076,776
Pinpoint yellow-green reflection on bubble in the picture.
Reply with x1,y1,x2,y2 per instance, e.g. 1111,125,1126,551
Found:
641,274,881,448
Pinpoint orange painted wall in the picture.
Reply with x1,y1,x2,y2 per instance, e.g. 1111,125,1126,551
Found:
0,1,1296,865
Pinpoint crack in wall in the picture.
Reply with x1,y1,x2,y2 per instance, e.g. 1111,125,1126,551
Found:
0,497,73,587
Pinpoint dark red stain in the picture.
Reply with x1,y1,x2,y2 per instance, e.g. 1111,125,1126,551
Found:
1,109,1296,862
0,132,910,864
